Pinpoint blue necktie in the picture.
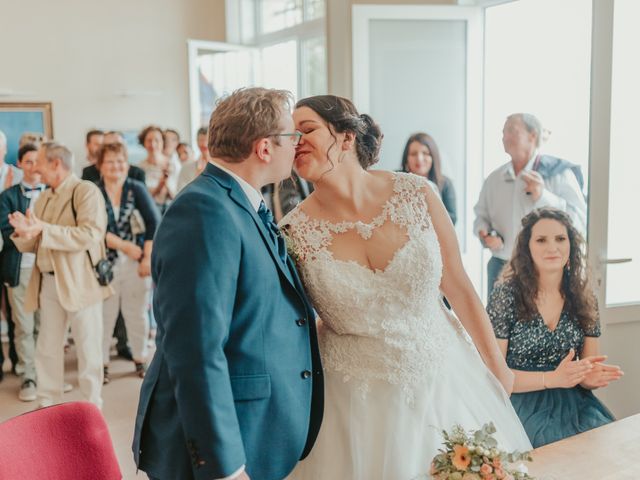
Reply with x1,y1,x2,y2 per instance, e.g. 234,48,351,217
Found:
258,201,288,264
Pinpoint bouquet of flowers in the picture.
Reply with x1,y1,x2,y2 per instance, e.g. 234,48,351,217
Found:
429,423,534,480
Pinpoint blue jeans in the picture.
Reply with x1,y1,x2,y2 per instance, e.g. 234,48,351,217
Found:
487,256,507,302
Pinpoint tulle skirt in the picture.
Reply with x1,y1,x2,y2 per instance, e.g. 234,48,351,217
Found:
511,386,614,448
287,330,532,480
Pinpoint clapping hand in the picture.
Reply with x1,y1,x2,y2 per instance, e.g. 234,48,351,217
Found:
9,208,43,240
4,168,13,191
521,170,544,201
546,349,602,389
580,356,624,389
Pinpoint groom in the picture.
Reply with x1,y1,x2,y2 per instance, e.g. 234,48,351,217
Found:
133,87,323,480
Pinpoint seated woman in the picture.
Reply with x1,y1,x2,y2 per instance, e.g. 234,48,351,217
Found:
97,142,161,382
488,207,622,447
400,132,457,224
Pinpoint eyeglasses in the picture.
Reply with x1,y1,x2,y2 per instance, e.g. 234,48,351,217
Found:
268,132,303,146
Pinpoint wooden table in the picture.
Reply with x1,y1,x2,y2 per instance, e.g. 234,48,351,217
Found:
527,413,640,479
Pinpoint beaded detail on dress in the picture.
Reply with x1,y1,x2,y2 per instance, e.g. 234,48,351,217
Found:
280,173,466,404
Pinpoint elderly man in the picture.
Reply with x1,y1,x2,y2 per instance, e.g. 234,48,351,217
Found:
9,142,112,408
474,113,587,300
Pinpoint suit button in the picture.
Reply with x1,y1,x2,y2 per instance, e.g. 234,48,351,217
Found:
301,370,311,379
296,318,307,326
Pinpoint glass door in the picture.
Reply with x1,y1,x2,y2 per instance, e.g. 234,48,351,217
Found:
586,0,640,418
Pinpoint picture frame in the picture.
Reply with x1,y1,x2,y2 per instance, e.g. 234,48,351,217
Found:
0,102,53,165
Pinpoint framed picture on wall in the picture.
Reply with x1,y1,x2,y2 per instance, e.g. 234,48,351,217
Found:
0,102,53,165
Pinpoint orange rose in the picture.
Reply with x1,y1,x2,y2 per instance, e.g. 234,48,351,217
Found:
492,457,502,469
452,444,472,471
480,463,493,475
494,467,505,479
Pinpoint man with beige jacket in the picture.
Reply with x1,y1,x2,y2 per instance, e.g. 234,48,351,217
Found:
9,142,112,408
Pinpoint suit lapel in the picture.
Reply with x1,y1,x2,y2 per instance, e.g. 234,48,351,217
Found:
205,163,296,287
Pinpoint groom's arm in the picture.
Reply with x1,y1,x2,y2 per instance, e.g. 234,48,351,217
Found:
152,192,247,480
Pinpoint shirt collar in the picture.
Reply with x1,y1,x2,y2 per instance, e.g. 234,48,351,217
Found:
50,173,76,195
503,150,538,180
20,181,45,190
211,161,263,212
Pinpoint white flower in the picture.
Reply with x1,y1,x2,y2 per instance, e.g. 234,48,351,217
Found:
515,463,529,474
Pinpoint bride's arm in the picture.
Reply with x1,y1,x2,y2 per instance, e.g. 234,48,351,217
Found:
423,186,515,394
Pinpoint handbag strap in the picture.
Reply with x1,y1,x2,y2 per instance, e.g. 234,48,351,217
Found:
70,184,97,268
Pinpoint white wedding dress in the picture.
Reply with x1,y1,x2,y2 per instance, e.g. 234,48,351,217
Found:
281,173,531,480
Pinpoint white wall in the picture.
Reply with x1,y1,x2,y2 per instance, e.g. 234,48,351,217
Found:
0,0,225,165
598,320,640,419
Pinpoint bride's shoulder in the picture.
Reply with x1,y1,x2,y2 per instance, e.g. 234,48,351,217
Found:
392,171,434,191
278,196,314,230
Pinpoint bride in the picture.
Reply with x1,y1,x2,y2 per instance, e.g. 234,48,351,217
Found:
281,95,532,480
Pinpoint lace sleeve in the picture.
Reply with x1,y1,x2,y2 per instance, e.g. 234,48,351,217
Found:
487,282,517,339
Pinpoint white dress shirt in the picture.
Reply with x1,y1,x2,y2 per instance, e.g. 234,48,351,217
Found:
19,182,46,269
473,153,587,261
212,161,263,212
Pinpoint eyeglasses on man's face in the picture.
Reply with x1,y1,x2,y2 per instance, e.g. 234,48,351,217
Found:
268,132,303,146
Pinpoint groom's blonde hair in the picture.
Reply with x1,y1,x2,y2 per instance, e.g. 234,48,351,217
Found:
208,87,293,163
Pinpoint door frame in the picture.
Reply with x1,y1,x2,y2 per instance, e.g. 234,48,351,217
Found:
351,4,485,290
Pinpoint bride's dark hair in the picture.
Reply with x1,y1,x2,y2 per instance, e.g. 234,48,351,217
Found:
500,208,598,333
295,95,383,169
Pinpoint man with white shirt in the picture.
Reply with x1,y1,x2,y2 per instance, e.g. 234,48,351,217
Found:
133,87,323,480
0,144,46,401
474,113,587,300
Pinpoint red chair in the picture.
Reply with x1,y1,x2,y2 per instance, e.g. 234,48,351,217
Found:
0,401,122,480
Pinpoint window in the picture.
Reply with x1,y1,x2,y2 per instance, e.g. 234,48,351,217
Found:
227,0,327,99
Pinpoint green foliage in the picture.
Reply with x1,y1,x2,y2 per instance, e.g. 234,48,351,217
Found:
427,423,536,480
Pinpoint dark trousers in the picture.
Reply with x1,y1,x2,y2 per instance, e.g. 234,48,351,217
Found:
487,256,507,302
114,312,129,353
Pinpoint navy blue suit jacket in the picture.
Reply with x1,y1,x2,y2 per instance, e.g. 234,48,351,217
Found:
133,163,323,480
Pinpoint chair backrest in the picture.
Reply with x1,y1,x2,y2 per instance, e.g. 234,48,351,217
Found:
0,402,122,480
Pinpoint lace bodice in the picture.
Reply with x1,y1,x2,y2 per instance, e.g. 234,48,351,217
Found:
280,173,466,403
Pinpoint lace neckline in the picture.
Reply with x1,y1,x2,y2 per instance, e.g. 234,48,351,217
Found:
293,173,401,240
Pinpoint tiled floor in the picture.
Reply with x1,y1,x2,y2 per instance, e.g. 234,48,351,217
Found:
0,343,148,479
